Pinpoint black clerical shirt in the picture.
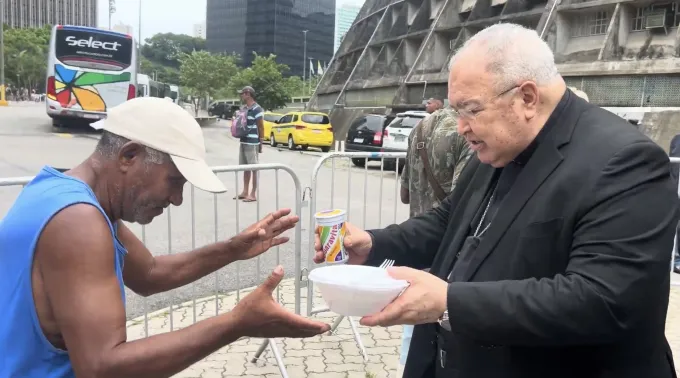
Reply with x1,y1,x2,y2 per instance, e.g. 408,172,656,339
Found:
446,89,572,282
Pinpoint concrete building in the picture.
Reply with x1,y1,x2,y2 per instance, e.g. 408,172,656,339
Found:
193,21,206,39
309,0,680,147
112,21,133,35
1,0,97,28
336,2,362,52
206,0,335,77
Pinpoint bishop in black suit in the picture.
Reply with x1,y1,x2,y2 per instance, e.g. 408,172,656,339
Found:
314,23,679,378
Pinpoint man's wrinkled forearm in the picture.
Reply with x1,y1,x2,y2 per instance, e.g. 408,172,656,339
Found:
143,241,235,295
96,311,245,378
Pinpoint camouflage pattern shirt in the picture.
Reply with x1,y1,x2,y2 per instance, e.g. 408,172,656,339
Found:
400,109,471,218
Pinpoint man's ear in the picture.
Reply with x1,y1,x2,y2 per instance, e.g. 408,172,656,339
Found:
518,81,540,121
118,142,146,173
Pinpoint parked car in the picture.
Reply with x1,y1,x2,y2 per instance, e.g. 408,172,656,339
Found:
208,101,239,119
263,112,284,141
269,111,334,152
382,111,428,152
344,114,397,169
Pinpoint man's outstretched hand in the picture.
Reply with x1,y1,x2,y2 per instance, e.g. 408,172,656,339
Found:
233,266,331,338
227,209,299,262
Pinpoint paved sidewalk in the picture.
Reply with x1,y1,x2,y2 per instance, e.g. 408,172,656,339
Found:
126,279,402,378
127,277,680,378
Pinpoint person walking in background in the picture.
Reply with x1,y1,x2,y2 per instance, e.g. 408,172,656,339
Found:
396,97,471,378
235,86,264,203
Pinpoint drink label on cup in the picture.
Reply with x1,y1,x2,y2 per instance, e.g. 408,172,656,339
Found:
315,209,348,264
320,222,347,263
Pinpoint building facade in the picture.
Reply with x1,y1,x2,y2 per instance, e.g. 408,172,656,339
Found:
309,0,680,146
112,21,133,36
206,0,336,77
335,2,361,52
1,0,97,28
193,21,206,39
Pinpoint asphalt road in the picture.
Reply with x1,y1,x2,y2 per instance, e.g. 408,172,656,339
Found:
0,102,411,320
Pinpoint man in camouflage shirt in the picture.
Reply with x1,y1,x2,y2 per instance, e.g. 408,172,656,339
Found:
400,100,471,217
396,98,471,378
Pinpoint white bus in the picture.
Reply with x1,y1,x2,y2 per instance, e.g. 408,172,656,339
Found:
136,74,175,102
46,25,137,127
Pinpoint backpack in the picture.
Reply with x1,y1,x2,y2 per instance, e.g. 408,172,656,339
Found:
231,108,249,138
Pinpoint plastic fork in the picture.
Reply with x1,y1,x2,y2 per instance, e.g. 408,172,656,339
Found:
379,259,395,269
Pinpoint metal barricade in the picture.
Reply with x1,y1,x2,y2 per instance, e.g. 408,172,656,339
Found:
0,163,304,378
302,151,409,361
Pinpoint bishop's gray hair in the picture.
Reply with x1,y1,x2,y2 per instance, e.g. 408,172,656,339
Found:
448,23,560,92
95,131,168,166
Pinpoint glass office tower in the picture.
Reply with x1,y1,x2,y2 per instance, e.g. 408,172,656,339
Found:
206,0,335,77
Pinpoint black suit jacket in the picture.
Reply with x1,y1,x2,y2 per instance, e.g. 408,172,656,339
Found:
366,93,679,378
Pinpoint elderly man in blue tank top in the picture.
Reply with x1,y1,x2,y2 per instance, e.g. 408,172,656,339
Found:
0,97,330,378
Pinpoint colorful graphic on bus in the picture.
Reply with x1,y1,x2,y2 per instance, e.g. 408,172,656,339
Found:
48,64,131,112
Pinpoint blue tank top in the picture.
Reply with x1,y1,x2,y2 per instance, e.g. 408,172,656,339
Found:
0,166,127,378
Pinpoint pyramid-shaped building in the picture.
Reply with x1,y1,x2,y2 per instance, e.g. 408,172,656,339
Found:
309,0,680,144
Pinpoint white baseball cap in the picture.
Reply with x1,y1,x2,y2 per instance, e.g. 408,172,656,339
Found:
91,97,227,193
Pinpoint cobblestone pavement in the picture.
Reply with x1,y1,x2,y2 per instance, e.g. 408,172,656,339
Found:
126,278,402,378
126,276,680,378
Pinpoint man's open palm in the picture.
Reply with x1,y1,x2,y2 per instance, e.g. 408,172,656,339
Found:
228,209,299,262
234,266,330,338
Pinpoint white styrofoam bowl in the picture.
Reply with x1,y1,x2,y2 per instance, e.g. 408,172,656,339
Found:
309,265,409,317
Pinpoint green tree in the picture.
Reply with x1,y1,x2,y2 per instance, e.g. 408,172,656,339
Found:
141,33,206,69
179,50,238,116
284,75,321,97
229,53,291,111
140,56,180,84
2,25,51,90
283,76,304,97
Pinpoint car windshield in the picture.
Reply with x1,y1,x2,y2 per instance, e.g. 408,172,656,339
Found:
392,116,423,128
55,29,132,71
352,116,384,132
264,114,282,123
302,114,330,124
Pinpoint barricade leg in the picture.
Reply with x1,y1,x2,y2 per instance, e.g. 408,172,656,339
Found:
252,338,288,377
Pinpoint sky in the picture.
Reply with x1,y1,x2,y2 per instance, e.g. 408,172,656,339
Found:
97,0,207,42
98,0,366,43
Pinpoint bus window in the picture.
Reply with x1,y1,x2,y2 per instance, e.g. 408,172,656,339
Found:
55,28,133,71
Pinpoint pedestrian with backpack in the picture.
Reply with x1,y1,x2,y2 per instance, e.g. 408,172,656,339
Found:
232,86,264,202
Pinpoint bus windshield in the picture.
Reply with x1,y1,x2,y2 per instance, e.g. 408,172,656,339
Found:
55,27,133,71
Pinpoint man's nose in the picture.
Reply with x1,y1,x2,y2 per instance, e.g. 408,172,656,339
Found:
170,191,184,207
457,117,471,135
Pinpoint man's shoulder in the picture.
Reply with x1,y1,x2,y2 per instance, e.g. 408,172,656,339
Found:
424,109,458,134
575,105,655,147
570,105,664,167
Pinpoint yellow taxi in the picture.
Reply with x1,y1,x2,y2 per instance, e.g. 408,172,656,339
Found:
262,112,284,141
269,111,333,152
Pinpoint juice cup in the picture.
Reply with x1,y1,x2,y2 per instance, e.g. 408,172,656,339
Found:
315,209,348,264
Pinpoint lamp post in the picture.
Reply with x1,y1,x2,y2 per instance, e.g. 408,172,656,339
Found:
302,30,308,96
108,0,116,30
137,0,142,75
0,0,7,106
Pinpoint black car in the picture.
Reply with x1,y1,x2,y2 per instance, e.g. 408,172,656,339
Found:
208,101,239,119
344,114,399,169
